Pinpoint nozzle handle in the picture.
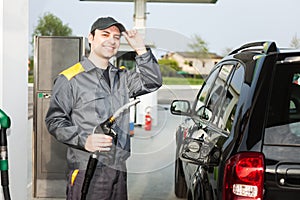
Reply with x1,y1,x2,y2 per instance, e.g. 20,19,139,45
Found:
0,109,10,129
0,109,10,171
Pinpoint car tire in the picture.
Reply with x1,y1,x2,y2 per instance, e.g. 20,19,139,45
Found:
175,158,187,198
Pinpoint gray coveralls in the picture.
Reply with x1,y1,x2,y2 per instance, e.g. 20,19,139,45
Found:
45,50,162,199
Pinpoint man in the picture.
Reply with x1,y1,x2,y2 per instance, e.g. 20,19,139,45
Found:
45,16,162,200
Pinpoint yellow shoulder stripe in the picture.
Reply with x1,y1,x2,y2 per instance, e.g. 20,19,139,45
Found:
60,63,85,80
119,66,126,70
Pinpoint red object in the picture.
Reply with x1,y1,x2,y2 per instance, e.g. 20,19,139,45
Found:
144,112,152,131
223,152,264,200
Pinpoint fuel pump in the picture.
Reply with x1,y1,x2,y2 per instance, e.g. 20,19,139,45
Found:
0,109,11,200
81,99,140,200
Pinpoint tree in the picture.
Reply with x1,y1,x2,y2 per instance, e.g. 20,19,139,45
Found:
290,33,300,49
29,12,73,83
158,58,180,77
221,47,233,57
31,12,73,45
188,34,209,58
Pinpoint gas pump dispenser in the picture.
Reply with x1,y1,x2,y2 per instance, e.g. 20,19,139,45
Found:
0,109,11,200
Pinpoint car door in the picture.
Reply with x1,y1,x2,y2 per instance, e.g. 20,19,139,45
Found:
195,62,244,198
263,62,300,200
182,65,221,186
206,63,245,199
185,62,238,198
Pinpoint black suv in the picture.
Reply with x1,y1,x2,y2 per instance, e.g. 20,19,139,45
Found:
171,41,300,200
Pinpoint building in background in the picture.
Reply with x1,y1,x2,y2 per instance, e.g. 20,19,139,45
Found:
164,52,223,77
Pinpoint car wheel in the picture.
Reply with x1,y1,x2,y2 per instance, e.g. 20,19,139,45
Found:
174,158,187,198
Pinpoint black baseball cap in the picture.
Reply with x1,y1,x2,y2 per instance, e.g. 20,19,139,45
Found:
90,17,126,33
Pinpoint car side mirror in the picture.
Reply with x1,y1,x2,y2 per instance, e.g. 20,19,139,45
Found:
170,100,191,116
197,106,212,121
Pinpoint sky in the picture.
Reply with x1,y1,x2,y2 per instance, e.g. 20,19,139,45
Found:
29,0,300,56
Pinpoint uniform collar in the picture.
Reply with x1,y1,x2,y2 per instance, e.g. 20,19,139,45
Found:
81,56,119,72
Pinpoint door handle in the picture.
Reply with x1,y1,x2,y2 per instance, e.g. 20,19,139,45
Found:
277,164,300,187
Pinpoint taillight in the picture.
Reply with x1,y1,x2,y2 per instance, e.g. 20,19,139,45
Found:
223,152,264,200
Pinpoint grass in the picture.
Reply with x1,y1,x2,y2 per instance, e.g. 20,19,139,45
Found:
162,77,204,85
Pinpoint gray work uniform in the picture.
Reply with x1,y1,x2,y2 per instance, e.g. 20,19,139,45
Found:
45,50,162,199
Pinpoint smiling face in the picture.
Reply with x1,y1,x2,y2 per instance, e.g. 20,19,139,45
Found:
88,25,121,60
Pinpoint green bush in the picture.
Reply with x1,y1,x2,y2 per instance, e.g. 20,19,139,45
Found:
28,74,34,83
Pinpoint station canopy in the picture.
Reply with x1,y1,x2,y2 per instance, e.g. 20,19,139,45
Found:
80,0,217,3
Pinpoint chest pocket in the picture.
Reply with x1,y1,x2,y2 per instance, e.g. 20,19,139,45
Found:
80,90,110,121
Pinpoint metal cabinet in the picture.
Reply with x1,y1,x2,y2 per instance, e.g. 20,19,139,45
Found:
33,36,85,197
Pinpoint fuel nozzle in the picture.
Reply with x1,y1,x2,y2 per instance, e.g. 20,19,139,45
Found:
0,109,11,200
93,116,116,140
93,99,141,164
93,116,118,165
93,98,141,135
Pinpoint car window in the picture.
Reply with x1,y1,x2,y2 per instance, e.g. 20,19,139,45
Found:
265,65,300,145
207,65,234,116
194,67,219,114
194,64,235,124
293,73,300,84
218,64,244,133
